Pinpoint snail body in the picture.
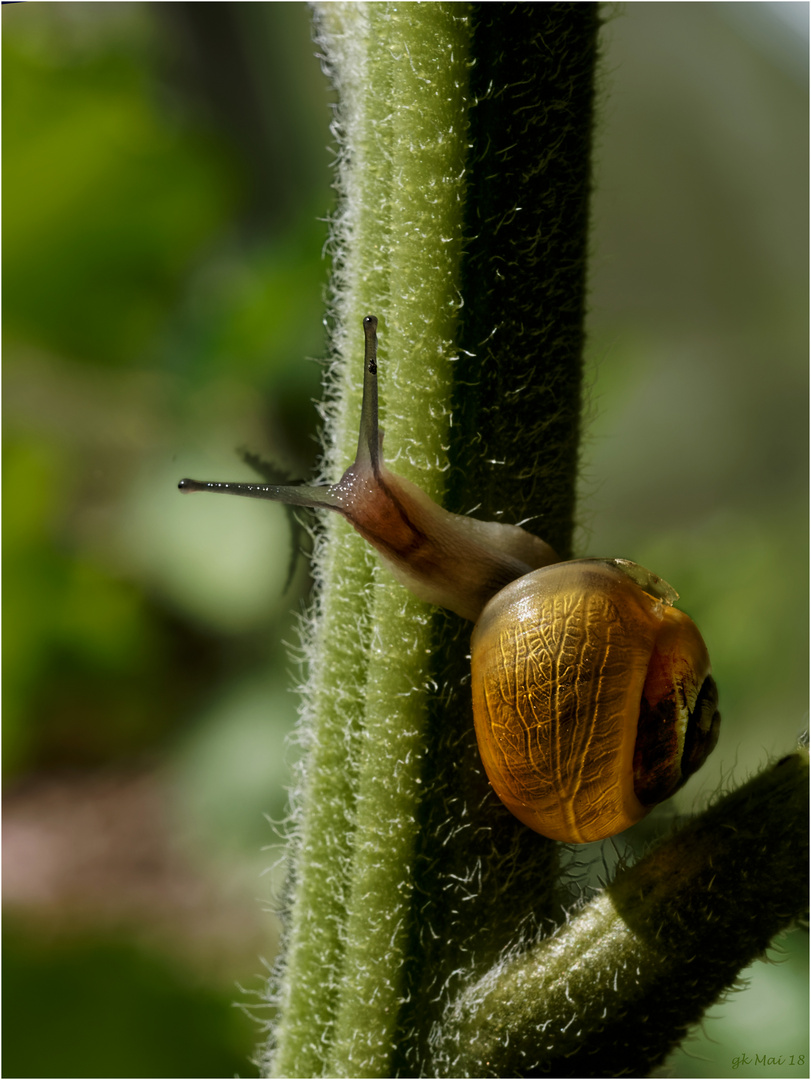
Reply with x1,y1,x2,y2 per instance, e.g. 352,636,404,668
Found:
180,316,720,843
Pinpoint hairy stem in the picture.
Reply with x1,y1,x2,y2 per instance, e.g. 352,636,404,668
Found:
268,6,599,1076
270,6,476,1077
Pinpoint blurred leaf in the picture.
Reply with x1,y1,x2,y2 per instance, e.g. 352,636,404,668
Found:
2,922,258,1079
169,671,300,857
3,35,242,366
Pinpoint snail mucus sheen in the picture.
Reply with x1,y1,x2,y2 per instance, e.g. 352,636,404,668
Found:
179,316,720,843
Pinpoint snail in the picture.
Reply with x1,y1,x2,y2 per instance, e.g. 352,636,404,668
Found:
179,315,720,843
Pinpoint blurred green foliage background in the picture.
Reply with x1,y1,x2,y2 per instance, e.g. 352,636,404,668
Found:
3,4,807,1077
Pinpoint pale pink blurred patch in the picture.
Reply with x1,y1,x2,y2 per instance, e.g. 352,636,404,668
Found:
3,768,279,981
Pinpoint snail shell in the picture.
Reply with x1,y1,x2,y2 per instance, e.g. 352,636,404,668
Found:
471,558,719,843
179,316,720,843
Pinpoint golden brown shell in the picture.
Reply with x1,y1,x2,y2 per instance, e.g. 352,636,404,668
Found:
470,559,719,843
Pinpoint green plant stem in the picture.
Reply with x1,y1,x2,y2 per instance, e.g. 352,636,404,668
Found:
269,7,600,1075
436,750,809,1077
271,6,475,1077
